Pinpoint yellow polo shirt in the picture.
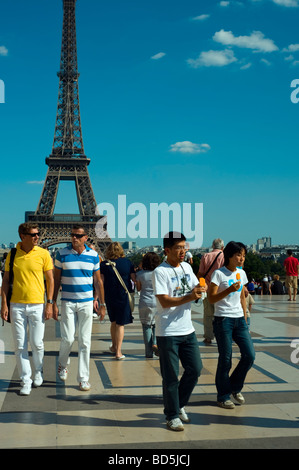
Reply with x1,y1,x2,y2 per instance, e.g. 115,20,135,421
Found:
5,243,53,304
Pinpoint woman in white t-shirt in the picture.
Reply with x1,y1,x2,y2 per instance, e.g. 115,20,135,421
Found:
208,241,255,409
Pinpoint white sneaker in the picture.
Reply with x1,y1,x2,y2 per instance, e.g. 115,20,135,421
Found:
58,364,68,381
33,372,43,387
79,381,91,391
20,383,31,396
179,407,190,423
217,400,235,409
232,392,245,404
166,417,184,431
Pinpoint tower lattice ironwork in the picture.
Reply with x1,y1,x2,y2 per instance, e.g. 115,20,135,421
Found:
27,0,111,257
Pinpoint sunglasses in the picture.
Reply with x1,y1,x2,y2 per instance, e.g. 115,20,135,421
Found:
71,233,86,239
25,232,40,237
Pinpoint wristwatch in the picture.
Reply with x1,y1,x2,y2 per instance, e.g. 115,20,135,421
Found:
47,300,54,304
100,303,106,307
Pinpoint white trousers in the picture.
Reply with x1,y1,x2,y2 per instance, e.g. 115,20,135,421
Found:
59,300,93,383
10,303,45,386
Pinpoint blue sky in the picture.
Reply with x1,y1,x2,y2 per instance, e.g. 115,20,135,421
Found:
0,0,299,249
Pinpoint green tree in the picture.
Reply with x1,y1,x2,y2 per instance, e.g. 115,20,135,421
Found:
244,252,284,280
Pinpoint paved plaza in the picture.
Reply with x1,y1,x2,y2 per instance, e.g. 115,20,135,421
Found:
0,295,299,450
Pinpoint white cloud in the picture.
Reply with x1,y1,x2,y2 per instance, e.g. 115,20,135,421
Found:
187,49,237,68
219,1,230,6
151,52,166,60
170,141,211,154
272,0,298,6
27,180,45,185
191,14,210,21
283,44,299,52
213,29,278,53
0,46,8,56
260,58,272,66
240,62,252,70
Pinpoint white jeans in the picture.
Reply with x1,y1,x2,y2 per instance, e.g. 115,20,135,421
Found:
59,300,93,382
10,303,45,386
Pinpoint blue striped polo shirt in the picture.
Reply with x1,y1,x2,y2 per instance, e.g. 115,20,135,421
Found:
55,245,100,302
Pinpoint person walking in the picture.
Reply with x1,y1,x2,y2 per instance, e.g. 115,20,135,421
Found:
197,238,224,344
208,241,255,409
1,223,54,396
53,224,105,391
100,242,136,360
136,252,161,358
152,232,204,431
283,250,299,301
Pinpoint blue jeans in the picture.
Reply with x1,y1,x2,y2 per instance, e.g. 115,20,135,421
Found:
213,316,255,402
157,332,202,421
142,324,156,357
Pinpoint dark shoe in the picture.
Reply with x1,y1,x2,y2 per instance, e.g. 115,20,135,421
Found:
203,338,212,344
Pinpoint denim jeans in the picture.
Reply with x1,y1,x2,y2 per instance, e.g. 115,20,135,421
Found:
213,316,255,402
157,332,202,421
142,324,156,357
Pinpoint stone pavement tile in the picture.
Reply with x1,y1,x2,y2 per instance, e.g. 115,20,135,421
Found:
0,411,58,449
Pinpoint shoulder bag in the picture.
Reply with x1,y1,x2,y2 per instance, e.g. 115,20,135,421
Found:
195,251,222,304
2,248,17,325
105,260,135,313
203,251,222,279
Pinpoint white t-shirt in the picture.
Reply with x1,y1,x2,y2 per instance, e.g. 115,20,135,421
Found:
210,266,248,318
152,261,199,336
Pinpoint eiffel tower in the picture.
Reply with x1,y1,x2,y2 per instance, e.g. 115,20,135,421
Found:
26,0,111,257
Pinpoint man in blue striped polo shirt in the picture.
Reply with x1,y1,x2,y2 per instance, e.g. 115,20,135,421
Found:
53,224,105,391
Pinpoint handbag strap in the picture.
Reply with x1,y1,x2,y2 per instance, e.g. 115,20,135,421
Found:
9,248,17,285
105,260,130,295
2,248,16,326
203,251,221,278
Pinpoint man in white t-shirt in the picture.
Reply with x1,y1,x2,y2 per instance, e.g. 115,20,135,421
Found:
152,232,204,432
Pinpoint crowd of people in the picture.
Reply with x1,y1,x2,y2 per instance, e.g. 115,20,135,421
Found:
0,224,298,432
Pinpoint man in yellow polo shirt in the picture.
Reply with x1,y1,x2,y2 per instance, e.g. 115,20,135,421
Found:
1,223,54,396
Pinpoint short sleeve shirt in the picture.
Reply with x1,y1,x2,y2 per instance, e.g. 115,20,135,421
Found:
136,270,156,308
5,243,53,304
152,261,199,336
284,257,299,277
55,245,99,302
211,266,248,318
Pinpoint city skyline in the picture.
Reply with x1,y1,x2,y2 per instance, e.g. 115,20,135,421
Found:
1,234,299,253
1,0,299,248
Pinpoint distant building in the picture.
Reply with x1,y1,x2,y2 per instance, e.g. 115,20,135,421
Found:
122,241,137,250
257,236,271,250
138,245,162,254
